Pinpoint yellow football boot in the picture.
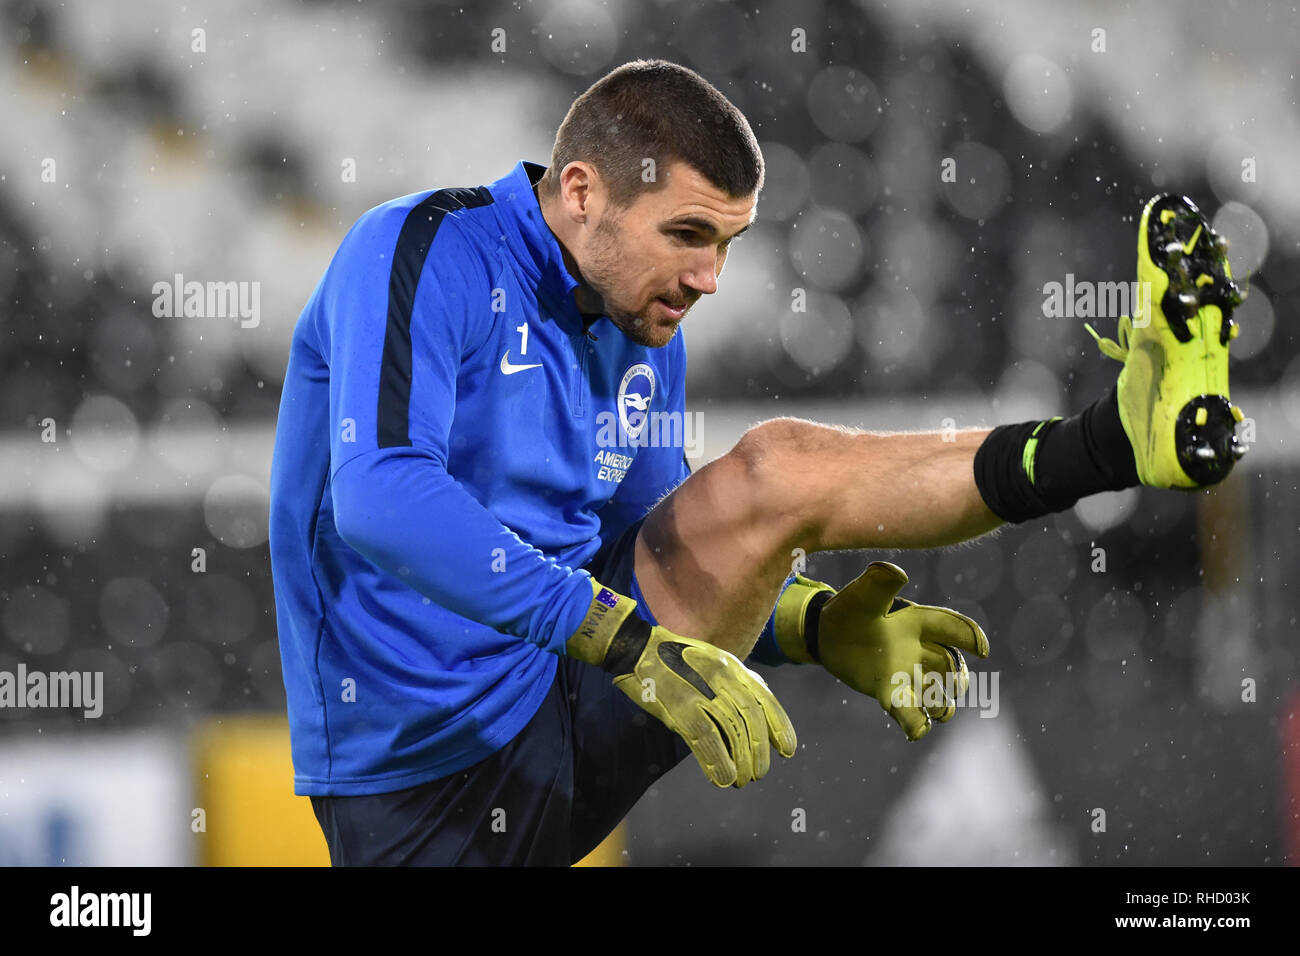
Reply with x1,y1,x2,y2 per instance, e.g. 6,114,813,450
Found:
1086,194,1248,488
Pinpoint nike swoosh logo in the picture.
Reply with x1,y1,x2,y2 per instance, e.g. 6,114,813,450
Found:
500,351,542,375
657,641,717,700
1182,224,1203,255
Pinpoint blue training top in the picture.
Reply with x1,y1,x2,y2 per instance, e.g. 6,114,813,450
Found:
269,159,785,797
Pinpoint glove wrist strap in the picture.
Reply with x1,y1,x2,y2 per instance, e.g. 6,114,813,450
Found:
803,590,833,665
566,579,651,675
773,574,834,665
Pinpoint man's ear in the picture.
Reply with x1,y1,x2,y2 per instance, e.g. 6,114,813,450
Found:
558,161,597,222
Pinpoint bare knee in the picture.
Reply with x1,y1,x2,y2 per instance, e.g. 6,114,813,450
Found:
731,416,829,475
726,417,830,542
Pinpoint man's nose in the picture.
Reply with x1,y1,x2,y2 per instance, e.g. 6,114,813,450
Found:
683,252,720,297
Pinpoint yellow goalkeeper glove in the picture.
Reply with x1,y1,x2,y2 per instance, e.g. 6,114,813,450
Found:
774,561,990,740
567,579,798,788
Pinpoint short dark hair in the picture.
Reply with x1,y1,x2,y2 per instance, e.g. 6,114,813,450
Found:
538,59,764,211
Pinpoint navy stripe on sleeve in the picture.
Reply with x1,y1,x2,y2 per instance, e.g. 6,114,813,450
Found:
378,185,494,448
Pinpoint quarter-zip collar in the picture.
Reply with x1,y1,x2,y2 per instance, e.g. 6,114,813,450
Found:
488,160,601,336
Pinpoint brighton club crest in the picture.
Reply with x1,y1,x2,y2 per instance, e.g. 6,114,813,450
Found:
617,363,656,441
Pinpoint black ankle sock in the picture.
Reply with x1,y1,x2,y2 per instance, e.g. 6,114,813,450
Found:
974,386,1140,524
1036,386,1140,501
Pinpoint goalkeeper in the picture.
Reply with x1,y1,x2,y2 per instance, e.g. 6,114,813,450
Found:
269,60,1245,865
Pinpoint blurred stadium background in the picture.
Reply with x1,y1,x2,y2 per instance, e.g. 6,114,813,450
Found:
0,0,1296,865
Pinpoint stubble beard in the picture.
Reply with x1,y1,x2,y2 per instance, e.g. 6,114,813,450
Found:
582,211,678,349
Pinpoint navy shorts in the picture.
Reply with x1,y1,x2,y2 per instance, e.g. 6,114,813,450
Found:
310,517,692,866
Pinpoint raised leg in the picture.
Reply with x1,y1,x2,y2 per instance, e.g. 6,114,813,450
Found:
633,417,1002,658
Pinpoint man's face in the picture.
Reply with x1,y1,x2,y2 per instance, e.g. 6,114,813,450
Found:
567,160,756,348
